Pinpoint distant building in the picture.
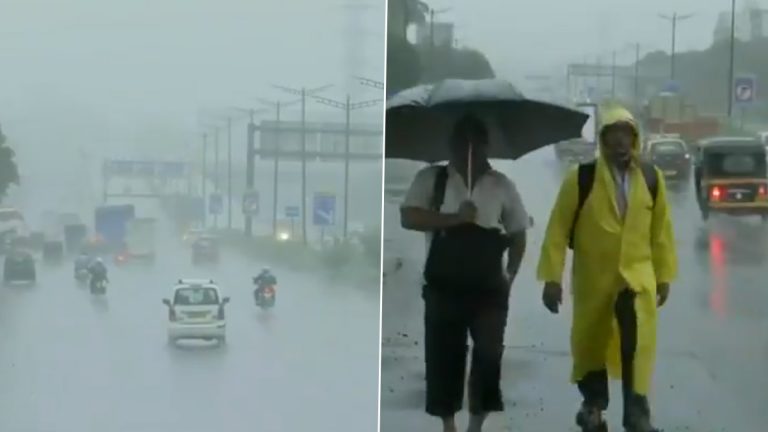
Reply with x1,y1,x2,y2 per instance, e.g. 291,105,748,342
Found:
713,2,767,43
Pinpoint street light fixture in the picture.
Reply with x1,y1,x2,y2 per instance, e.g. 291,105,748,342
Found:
246,97,302,238
310,93,382,238
271,84,334,245
658,12,695,82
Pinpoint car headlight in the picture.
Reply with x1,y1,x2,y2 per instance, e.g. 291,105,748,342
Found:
277,231,290,241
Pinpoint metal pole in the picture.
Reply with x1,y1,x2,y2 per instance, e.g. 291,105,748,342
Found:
213,127,220,228
227,117,232,229
245,111,255,236
429,9,435,78
301,88,308,245
344,95,351,239
671,13,677,81
634,43,641,108
727,0,737,117
202,133,208,229
611,50,617,99
272,102,281,237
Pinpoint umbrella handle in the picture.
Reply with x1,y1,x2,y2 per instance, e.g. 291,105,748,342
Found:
467,143,472,198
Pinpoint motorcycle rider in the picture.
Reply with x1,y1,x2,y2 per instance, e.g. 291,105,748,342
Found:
87,257,109,289
253,268,277,304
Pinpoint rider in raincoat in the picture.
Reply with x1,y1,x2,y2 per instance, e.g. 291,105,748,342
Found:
536,106,677,432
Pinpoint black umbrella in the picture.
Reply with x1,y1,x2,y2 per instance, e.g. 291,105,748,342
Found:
385,78,589,162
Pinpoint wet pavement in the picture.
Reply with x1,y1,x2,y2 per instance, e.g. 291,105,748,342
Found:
1,168,379,431
381,150,768,431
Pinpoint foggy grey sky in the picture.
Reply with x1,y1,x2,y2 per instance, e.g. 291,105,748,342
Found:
0,0,385,152
440,0,729,79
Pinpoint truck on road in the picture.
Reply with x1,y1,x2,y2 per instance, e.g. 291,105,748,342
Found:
94,204,135,253
118,217,157,263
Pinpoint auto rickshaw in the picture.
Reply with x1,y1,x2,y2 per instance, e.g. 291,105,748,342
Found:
694,136,768,221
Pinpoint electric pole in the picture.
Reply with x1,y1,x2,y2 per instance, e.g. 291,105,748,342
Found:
272,83,333,245
658,12,694,82
727,0,737,117
311,93,382,238
250,97,302,238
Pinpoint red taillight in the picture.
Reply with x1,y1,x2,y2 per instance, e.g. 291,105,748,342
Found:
710,186,722,201
168,308,177,321
759,185,767,198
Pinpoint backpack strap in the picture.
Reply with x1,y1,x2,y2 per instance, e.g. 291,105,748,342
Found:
639,162,658,205
568,162,596,250
567,161,658,250
430,165,449,212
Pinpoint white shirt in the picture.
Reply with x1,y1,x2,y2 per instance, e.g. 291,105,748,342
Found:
402,164,530,255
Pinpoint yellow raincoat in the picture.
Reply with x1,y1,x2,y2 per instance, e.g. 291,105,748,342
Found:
536,106,677,395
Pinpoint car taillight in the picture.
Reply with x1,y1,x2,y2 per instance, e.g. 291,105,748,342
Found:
759,185,767,198
168,308,177,321
710,186,722,202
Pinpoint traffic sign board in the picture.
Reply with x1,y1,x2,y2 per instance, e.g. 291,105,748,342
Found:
734,75,757,104
103,160,187,178
209,193,223,215
313,193,336,226
662,80,681,94
242,190,260,216
285,205,300,219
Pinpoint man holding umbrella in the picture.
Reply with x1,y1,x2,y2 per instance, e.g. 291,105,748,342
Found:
536,106,677,432
400,114,529,432
388,78,588,432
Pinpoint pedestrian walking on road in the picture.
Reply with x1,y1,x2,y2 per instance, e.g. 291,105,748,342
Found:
400,114,530,432
536,106,678,432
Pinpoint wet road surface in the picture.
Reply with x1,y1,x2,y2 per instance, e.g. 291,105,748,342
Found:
0,205,379,432
381,150,768,431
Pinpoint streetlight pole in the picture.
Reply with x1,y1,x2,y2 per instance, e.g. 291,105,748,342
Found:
658,12,694,82
634,43,641,108
611,50,617,99
226,117,232,229
311,93,382,239
250,97,302,238
428,7,451,80
727,0,738,117
213,126,220,228
272,83,333,245
201,132,208,229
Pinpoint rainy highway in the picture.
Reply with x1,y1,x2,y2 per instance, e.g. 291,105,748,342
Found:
1,176,379,432
381,149,768,431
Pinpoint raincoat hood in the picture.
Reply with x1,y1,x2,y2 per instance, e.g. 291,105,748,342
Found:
598,105,642,161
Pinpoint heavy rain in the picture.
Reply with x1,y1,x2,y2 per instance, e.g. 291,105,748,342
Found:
0,1,383,431
383,1,768,431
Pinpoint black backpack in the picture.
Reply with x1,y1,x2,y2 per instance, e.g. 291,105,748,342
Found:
568,161,658,249
423,166,509,289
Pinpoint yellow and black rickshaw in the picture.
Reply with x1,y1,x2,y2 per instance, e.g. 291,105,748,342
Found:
694,136,768,221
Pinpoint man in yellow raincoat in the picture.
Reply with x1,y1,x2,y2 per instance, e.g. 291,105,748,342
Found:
536,106,677,432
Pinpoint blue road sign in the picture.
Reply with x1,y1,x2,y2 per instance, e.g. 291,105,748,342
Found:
242,190,260,216
285,205,300,219
662,80,681,94
209,193,223,215
734,75,757,105
313,193,336,226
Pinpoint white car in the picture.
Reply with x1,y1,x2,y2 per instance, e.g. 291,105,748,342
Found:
163,279,230,345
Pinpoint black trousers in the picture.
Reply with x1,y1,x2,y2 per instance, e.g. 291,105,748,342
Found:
422,283,509,417
577,289,651,425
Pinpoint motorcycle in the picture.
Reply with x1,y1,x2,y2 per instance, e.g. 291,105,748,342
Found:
90,277,108,295
255,284,276,309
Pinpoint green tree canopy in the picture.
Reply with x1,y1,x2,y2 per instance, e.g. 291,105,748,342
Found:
0,123,20,202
